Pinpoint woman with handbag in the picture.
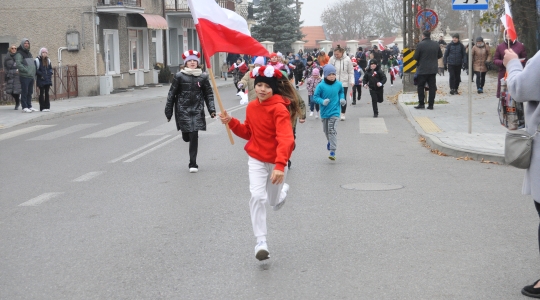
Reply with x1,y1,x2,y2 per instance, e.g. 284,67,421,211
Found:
504,48,540,299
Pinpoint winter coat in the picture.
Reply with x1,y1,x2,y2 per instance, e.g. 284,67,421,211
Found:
363,63,387,92
381,49,390,64
353,67,363,85
471,44,491,73
302,62,321,82
3,52,22,94
493,40,527,98
313,79,345,119
238,67,256,102
317,54,329,67
328,55,354,87
413,37,443,75
292,60,305,79
443,41,467,66
228,62,248,84
371,50,382,62
14,39,36,78
221,64,229,73
306,75,322,96
291,90,306,130
438,47,446,68
506,51,540,201
35,56,53,87
164,70,216,132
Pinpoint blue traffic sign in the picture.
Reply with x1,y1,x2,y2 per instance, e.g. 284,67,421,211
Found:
452,0,488,10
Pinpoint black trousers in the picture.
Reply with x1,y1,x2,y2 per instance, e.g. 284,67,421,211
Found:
448,64,462,90
341,87,348,114
182,131,199,168
39,85,51,110
352,85,362,102
369,89,383,115
11,94,20,108
475,71,486,89
417,74,437,107
535,201,540,255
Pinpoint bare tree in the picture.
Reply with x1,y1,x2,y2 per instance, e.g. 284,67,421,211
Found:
370,0,404,36
320,0,375,40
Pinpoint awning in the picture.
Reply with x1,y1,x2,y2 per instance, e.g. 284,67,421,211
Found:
139,14,169,30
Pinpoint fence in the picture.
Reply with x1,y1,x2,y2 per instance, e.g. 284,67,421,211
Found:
0,65,78,105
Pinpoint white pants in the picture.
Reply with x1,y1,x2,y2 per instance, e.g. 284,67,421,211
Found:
248,156,288,242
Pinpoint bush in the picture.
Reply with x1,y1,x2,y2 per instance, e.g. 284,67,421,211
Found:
157,65,172,83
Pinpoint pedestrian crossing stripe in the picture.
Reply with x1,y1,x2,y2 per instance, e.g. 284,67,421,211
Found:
403,48,417,73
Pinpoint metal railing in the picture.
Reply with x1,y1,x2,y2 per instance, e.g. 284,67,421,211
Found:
165,0,235,11
97,0,141,7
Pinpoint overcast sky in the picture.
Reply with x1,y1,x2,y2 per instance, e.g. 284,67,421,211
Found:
299,0,340,26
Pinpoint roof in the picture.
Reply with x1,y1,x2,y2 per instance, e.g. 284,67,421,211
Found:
301,26,327,50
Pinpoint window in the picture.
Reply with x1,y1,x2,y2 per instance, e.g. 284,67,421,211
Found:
128,28,149,71
104,29,120,74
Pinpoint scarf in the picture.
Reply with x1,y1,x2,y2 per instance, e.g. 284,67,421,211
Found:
233,61,245,69
181,68,203,76
324,78,336,85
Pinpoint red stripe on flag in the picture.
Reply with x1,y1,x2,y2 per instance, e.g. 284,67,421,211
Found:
196,19,269,68
506,14,517,42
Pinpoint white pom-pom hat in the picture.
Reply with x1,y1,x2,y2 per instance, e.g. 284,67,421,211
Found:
182,50,201,63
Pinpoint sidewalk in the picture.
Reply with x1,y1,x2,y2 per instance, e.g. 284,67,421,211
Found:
397,70,507,163
0,78,234,130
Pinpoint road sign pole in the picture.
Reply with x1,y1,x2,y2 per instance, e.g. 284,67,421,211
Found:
468,10,473,134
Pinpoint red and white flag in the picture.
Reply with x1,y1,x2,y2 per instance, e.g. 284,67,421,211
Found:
378,40,385,51
500,0,517,42
187,0,269,68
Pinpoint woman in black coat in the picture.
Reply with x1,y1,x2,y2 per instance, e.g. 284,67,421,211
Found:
165,50,216,173
363,59,387,118
3,44,22,110
35,47,53,111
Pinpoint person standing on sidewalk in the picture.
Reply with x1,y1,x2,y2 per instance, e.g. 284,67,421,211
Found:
3,44,21,110
413,30,443,109
218,65,299,261
363,59,387,117
443,33,467,95
471,37,491,94
493,32,527,99
328,45,354,121
165,50,216,173
503,48,540,299
35,48,53,112
15,38,37,112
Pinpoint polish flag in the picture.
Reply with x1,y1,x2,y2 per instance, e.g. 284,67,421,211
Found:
378,40,385,51
187,0,270,68
500,1,517,42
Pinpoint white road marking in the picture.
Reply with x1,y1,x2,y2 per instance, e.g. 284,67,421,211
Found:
80,122,147,138
124,135,181,162
359,118,388,134
28,124,100,140
109,135,171,163
19,192,64,207
72,171,105,182
137,122,176,136
0,125,56,141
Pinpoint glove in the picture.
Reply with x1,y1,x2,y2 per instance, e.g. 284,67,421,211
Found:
322,99,330,106
237,83,244,89
376,82,382,87
340,99,346,106
444,65,448,71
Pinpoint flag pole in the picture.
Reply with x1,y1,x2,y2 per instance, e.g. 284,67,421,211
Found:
207,65,235,145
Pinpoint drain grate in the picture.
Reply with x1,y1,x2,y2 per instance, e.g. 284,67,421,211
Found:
341,183,404,191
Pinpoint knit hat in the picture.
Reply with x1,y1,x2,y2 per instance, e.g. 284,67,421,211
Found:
452,33,460,39
39,48,48,56
277,52,283,58
370,59,379,65
351,57,357,63
253,56,265,66
312,68,320,77
269,52,278,59
182,50,200,63
476,36,484,42
323,64,336,78
251,65,283,94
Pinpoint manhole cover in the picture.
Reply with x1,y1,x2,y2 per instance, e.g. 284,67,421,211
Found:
341,183,404,191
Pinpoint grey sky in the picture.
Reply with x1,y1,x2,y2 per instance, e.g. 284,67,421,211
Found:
300,0,340,26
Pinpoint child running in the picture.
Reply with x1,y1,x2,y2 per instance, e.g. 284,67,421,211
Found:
306,68,322,118
351,57,363,105
363,59,387,118
313,64,345,160
218,65,300,261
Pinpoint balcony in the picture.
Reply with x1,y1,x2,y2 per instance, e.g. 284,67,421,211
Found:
96,0,144,14
165,0,235,12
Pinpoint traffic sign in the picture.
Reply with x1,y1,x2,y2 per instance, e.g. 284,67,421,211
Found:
452,0,488,10
415,9,439,31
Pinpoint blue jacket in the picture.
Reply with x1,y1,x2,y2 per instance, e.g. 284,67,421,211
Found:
35,57,53,87
313,79,344,119
353,67,363,85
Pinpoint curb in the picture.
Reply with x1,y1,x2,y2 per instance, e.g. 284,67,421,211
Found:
395,94,506,164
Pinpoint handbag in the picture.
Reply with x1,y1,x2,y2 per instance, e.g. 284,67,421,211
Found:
505,124,540,169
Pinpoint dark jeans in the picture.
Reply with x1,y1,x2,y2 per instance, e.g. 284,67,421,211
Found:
475,71,486,89
182,131,199,168
341,87,348,114
369,89,383,115
448,64,462,90
11,94,20,109
308,95,319,112
39,85,51,110
417,74,437,107
20,77,34,109
352,85,362,102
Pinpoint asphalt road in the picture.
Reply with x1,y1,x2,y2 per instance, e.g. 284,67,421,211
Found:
0,84,536,299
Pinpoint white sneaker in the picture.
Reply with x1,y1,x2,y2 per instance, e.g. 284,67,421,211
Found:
315,112,319,119
189,167,198,173
273,183,289,211
29,107,38,111
309,111,314,117
43,109,50,112
254,241,270,261
23,108,32,113
340,114,346,121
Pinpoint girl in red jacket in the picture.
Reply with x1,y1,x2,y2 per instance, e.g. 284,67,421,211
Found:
219,65,300,261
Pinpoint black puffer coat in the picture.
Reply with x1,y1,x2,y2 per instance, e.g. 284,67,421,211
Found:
3,52,22,94
443,41,467,66
165,71,216,132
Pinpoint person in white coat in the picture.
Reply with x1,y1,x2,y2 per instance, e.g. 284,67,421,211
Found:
504,48,540,299
329,45,354,120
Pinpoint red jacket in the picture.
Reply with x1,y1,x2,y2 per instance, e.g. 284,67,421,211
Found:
229,94,294,171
